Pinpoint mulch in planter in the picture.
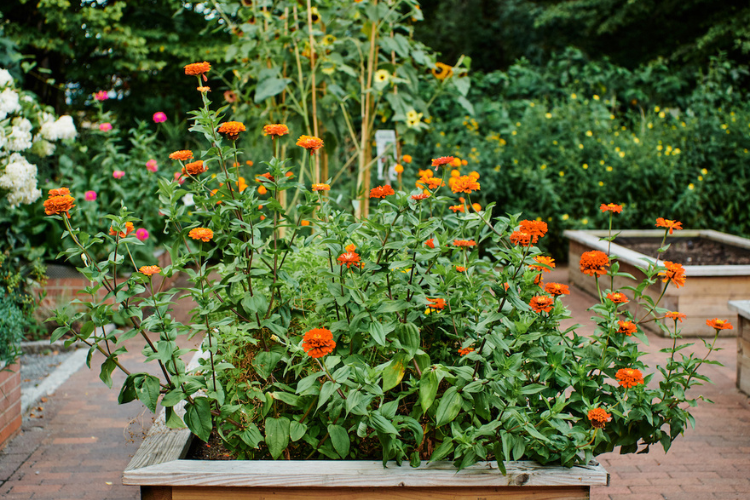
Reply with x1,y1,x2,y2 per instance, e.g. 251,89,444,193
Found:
187,431,237,460
614,236,750,266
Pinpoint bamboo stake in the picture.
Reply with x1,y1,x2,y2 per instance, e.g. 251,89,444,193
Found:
306,0,321,184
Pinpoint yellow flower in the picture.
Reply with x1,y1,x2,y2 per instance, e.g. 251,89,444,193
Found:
375,69,390,84
688,183,695,190
432,62,453,80
633,137,640,144
545,113,552,119
559,171,565,177
648,122,653,129
598,181,604,186
540,164,546,170
529,102,535,107
562,214,569,220
511,130,517,136
606,166,613,172
571,93,577,99
673,148,680,155
657,145,663,151
654,106,660,112
701,168,708,175
585,130,593,137
659,111,666,118
579,143,584,149
593,95,600,100
582,163,588,169
698,176,703,181
582,218,588,224
618,151,625,158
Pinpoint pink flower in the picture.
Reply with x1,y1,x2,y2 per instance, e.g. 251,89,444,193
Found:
94,90,108,101
135,228,149,241
84,190,97,201
113,170,125,179
152,112,167,123
146,159,158,172
174,172,185,185
99,123,113,132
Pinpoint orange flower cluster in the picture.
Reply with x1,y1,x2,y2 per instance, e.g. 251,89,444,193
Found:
337,251,361,268
656,217,683,234
425,238,436,249
510,231,531,246
369,185,395,198
184,160,207,175
302,328,336,358
43,188,75,216
402,154,412,164
665,311,686,322
579,250,609,277
426,297,446,310
659,261,686,288
617,320,637,336
184,61,211,77
544,283,570,296
706,318,733,330
530,255,555,273
455,265,466,272
453,239,476,248
169,150,193,161
109,222,135,238
312,183,330,192
218,121,246,141
139,265,161,276
431,156,454,167
449,204,465,213
258,172,275,182
530,296,555,313
458,347,474,356
297,135,324,153
189,227,214,242
606,292,629,304
345,244,356,252
616,368,644,388
519,220,548,243
450,175,480,194
263,124,289,137
411,193,430,201
418,175,445,190
600,203,623,213
587,408,611,429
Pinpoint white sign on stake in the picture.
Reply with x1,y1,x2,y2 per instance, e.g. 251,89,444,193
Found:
374,129,397,183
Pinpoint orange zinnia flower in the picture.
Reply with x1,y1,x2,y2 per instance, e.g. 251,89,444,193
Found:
659,261,686,288
544,283,570,296
530,296,555,313
258,186,268,195
418,176,445,190
370,185,395,198
402,154,412,164
169,150,194,161
301,220,310,227
665,311,686,322
450,175,480,194
109,222,135,238
587,408,611,429
337,251,361,268
606,292,629,304
617,320,637,336
139,265,161,276
197,86,211,93
458,347,474,356
48,188,71,197
519,220,548,243
411,193,430,201
426,297,446,311
345,244,356,252
579,250,609,277
530,255,556,273
258,172,275,182
189,227,214,242
655,218,683,234
263,124,289,137
600,203,623,213
453,239,476,248
449,204,465,213
706,318,733,330
616,368,644,388
185,61,211,77
185,160,207,175
43,192,76,216
455,265,466,272
510,231,532,246
312,183,330,192
431,156,455,167
302,328,336,358
395,164,404,174
425,238,436,249
218,121,246,141
297,135,324,153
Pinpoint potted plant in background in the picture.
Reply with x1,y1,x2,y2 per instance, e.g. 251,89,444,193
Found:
41,61,727,499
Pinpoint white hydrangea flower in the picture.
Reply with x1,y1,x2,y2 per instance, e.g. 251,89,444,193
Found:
0,88,21,120
0,69,13,88
0,153,41,206
31,136,56,156
0,127,6,151
6,117,33,151
41,115,77,141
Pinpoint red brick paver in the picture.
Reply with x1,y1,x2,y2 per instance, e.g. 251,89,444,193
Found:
0,267,748,499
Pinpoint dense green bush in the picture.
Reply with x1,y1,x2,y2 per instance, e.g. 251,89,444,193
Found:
407,50,750,258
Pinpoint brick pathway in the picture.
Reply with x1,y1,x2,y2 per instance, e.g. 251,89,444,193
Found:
0,267,748,499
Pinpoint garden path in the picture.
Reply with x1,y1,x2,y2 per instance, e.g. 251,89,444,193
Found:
0,267,747,499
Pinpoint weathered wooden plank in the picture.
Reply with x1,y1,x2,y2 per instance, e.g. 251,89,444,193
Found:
142,486,173,500
123,460,608,488
172,485,590,500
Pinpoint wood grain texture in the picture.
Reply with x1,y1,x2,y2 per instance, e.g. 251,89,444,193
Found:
171,485,590,500
142,486,173,500
123,460,608,488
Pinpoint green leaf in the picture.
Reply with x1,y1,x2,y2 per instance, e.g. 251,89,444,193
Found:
117,374,137,405
164,407,187,429
136,375,161,413
328,424,350,458
264,416,290,459
252,351,282,380
430,440,454,461
419,370,439,413
254,77,292,103
184,398,213,442
318,381,340,410
290,421,307,442
369,321,386,346
370,413,398,435
240,424,263,448
382,354,406,391
435,386,462,427
99,356,117,388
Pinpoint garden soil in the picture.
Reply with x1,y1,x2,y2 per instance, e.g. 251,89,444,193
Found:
615,236,750,266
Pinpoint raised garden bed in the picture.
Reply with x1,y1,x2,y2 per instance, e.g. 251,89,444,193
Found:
728,300,750,396
0,361,22,450
564,229,750,337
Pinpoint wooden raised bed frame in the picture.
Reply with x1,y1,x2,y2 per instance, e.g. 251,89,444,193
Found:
565,229,750,337
728,300,750,395
124,404,608,500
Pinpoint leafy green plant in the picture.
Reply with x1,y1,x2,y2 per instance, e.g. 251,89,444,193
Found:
46,64,721,469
